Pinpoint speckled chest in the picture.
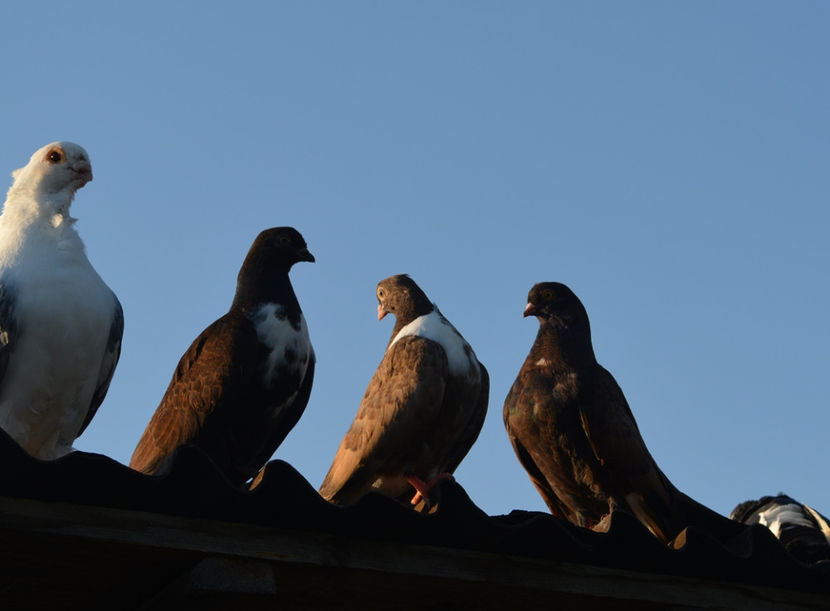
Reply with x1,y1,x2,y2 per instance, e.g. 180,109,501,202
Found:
248,302,313,389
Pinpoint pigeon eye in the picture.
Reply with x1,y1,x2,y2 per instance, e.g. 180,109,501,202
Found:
377,288,385,298
46,149,64,164
542,289,554,301
277,236,291,247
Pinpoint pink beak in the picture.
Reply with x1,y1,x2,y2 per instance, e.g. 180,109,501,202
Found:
523,302,537,317
378,304,388,320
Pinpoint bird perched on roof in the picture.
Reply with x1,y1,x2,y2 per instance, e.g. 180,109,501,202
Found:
731,494,830,566
319,274,488,510
504,282,731,544
0,141,123,460
130,227,315,486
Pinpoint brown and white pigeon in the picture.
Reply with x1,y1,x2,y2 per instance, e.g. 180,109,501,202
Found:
0,142,123,459
130,227,315,486
504,282,730,543
731,494,830,566
319,274,488,509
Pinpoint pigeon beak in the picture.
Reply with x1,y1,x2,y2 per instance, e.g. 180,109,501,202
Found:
74,162,93,183
377,304,388,321
297,248,315,263
523,302,537,318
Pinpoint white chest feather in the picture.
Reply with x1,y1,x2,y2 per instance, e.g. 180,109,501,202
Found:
0,216,115,458
249,303,313,388
389,308,479,378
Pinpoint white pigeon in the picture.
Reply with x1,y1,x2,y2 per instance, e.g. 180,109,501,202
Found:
0,141,123,459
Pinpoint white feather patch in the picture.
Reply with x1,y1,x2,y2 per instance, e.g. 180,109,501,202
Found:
389,308,479,378
757,503,815,538
249,303,313,388
0,241,116,458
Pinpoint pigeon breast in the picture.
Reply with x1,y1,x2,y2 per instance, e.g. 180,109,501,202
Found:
248,302,313,391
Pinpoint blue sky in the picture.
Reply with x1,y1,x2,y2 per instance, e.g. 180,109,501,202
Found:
2,2,828,519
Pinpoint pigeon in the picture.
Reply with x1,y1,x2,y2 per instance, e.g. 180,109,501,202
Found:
319,274,488,509
129,227,315,486
504,282,730,543
731,494,830,565
0,142,123,460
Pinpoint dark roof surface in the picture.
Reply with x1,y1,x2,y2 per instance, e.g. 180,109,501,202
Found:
0,429,827,599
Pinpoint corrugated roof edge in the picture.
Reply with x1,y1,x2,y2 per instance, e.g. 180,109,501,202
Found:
0,428,826,593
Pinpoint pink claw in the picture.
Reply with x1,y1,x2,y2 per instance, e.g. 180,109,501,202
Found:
407,473,455,507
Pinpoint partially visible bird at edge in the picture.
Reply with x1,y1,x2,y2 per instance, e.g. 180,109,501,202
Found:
0,142,123,460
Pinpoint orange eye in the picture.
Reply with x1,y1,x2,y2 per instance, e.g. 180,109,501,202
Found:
542,289,554,301
377,288,385,298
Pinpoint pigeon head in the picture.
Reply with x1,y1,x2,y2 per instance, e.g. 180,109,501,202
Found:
376,274,433,324
523,282,590,332
233,227,314,310
523,282,597,368
8,142,92,201
245,226,315,270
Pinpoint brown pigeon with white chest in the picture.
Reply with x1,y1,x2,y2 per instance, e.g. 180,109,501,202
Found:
319,274,488,509
504,282,734,544
130,227,315,486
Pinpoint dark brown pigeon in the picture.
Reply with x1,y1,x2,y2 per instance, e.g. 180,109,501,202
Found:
130,227,315,486
504,281,732,543
319,274,488,509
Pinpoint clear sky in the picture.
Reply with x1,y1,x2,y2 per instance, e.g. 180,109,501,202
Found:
2,2,828,520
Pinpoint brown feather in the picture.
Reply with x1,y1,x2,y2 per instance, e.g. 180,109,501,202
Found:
319,336,448,503
130,313,260,478
504,282,733,543
129,227,315,485
320,275,488,507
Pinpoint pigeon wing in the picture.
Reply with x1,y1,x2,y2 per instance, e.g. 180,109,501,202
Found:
129,312,258,475
0,281,17,391
443,360,489,474
79,292,124,435
319,335,448,504
577,365,679,540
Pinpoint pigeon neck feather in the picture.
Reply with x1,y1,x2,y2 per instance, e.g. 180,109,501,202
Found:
232,265,298,315
389,308,479,377
530,320,597,371
2,186,78,230
0,196,85,268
